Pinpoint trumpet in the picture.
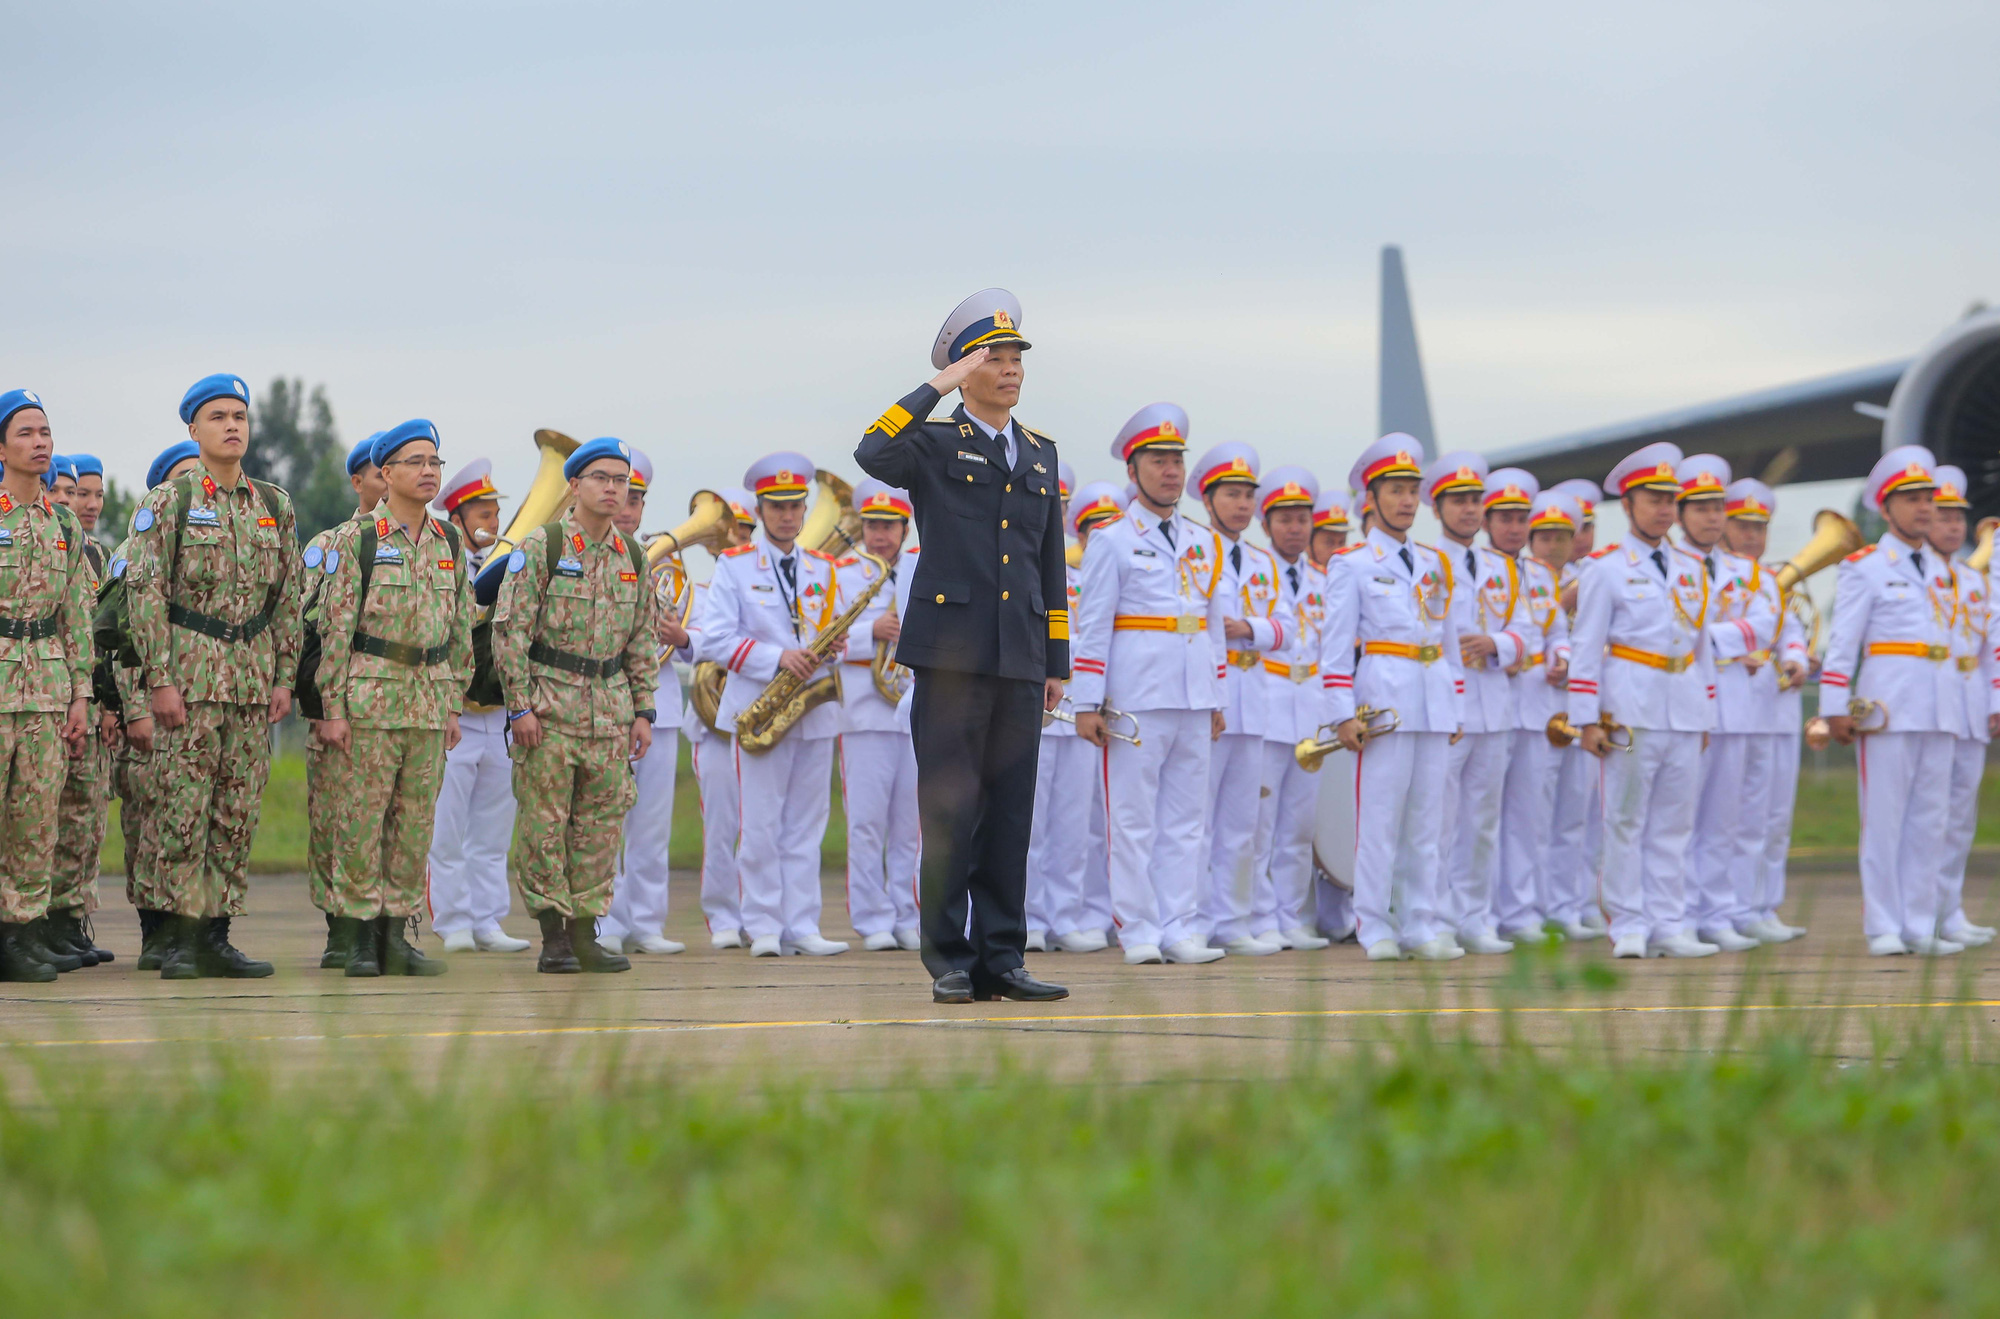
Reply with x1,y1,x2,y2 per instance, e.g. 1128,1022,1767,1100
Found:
1803,715,1832,751
1044,702,1142,746
1546,711,1634,752
1295,705,1400,771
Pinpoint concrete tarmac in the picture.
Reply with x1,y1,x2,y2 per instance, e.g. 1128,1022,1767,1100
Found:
5,871,1999,1087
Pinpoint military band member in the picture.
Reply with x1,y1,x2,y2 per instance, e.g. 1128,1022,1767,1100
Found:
1072,403,1228,965
311,421,469,976
1023,459,1078,951
599,447,692,957
1030,481,1122,953
1471,467,1544,944
1927,466,1998,946
1192,441,1285,955
1496,492,1579,939
1309,490,1351,569
1319,434,1466,962
427,456,532,953
492,435,657,973
683,487,755,948
1720,478,1809,944
1249,466,1332,951
834,477,922,952
47,452,114,965
1569,443,1717,959
126,374,302,979
697,452,847,958
0,393,93,981
1544,477,1605,936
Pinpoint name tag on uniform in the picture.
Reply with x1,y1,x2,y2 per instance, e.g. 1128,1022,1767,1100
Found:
749,583,774,592
554,557,584,577
1373,575,1396,586
0,530,14,545
374,546,404,564
187,507,221,526
956,451,988,464
1133,548,1157,558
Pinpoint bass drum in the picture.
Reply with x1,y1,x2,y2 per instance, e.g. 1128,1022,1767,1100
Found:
1310,747,1357,893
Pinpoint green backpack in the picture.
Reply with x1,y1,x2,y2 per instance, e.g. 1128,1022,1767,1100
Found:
293,517,463,721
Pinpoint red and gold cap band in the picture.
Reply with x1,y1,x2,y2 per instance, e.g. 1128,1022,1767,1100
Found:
1119,419,1185,460
1198,455,1257,492
1260,481,1314,514
1618,462,1680,495
858,491,914,520
1362,449,1422,487
439,475,499,513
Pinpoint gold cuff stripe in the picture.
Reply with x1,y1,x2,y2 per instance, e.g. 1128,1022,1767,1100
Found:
872,404,913,437
1048,610,1070,641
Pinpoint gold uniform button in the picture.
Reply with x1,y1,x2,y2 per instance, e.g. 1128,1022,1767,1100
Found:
1002,591,1010,600
935,594,945,604
1002,554,1010,564
1006,484,1012,493
965,475,974,483
1000,519,1009,529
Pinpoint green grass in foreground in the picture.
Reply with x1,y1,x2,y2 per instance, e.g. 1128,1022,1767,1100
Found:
4,1018,2000,1315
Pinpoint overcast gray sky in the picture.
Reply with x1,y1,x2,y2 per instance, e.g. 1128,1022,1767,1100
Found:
9,0,1996,536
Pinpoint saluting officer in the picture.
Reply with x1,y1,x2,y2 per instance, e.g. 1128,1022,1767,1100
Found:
311,420,471,976
427,457,532,954
682,487,755,948
854,287,1070,1004
1544,477,1605,937
125,373,303,979
46,452,115,965
1928,466,1997,947
0,392,93,982
1496,491,1578,938
492,435,658,974
1567,443,1717,960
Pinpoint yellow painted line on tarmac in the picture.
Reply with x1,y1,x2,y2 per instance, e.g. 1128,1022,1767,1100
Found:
6,997,2000,1050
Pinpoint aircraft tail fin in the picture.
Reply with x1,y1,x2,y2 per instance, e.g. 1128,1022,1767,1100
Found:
1378,245,1436,458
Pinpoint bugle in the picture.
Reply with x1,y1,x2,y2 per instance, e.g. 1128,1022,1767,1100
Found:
1295,705,1400,771
1547,711,1634,752
1044,703,1142,746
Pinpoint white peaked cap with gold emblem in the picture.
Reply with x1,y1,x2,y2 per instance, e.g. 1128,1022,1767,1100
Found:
1350,433,1425,496
1113,402,1190,461
744,451,816,502
1863,445,1937,512
1191,441,1261,493
1482,467,1540,510
1421,450,1487,508
932,288,1030,370
1605,442,1685,497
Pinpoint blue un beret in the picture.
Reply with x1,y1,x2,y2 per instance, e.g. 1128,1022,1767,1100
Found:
347,434,385,476
178,373,250,425
372,419,441,469
0,388,48,433
147,440,201,490
65,453,102,480
564,436,632,482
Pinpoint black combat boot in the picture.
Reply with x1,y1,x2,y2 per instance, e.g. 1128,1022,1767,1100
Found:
195,917,274,979
27,918,83,973
135,909,168,971
535,909,580,974
380,916,447,976
572,917,631,973
339,916,380,978
157,916,201,981
0,922,57,983
76,912,112,964
321,911,344,970
46,909,107,966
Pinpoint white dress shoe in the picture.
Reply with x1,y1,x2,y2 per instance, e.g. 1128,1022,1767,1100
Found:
1025,930,1048,952
1459,931,1515,955
1741,918,1796,945
1365,939,1407,962
1410,937,1465,961
1123,943,1165,965
1057,929,1110,953
596,933,626,956
1911,937,1965,957
442,930,476,953
1221,935,1282,956
1281,927,1332,951
1163,938,1226,964
1560,921,1605,942
1267,930,1296,950
749,935,785,957
1611,934,1648,958
785,934,849,956
1499,925,1548,946
1581,911,1610,934
894,927,922,951
1950,926,1996,948
711,929,746,950
1649,933,1719,958
1777,922,1808,940
1700,928,1763,953
471,927,531,952
626,934,685,954
861,932,900,952
1867,934,1910,956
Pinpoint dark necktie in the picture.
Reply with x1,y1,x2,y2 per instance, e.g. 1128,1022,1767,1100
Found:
1911,550,1926,578
1159,518,1175,550
1230,542,1242,575
1400,547,1414,574
1465,548,1476,579
777,555,798,635
1287,564,1299,594
1703,553,1715,581
1651,549,1667,579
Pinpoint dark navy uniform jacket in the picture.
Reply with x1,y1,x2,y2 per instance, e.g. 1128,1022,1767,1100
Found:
855,383,1070,684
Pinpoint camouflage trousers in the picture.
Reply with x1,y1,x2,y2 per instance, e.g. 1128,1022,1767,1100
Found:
0,711,68,923
151,701,273,919
312,726,446,920
51,722,111,915
509,727,637,919
115,739,167,911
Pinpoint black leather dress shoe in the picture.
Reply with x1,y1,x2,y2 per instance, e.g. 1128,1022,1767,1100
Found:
980,968,1069,1002
932,970,975,1004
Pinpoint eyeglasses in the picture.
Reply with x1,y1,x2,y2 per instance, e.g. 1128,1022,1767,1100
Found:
386,457,446,471
578,472,631,488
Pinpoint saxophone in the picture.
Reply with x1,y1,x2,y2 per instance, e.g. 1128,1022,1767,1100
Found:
735,552,892,753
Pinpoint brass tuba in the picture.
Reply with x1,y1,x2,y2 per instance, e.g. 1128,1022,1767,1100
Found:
801,470,863,558
735,552,893,753
472,428,580,603
1769,509,1862,689
645,490,732,627
1966,516,2000,575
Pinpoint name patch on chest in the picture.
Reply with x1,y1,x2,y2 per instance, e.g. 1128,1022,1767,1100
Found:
437,559,455,571
0,530,15,546
554,557,584,577
186,507,221,526
956,451,988,464
374,546,404,564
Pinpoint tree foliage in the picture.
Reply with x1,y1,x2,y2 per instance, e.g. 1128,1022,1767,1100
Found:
248,378,350,542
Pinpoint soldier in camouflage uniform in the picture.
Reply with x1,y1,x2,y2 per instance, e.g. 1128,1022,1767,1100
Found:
0,391,96,983
492,435,658,974
303,435,390,966
123,373,303,980
310,420,470,977
45,453,115,965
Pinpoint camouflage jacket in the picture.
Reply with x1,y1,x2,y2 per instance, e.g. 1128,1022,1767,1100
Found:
313,503,474,729
492,510,658,736
0,489,92,714
125,464,304,704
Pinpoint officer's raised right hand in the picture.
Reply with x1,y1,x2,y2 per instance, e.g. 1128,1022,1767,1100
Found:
926,346,990,397
151,683,187,730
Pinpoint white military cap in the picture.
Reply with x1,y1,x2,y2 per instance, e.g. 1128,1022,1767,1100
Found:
1191,441,1260,493
1675,453,1730,502
719,485,756,526
1313,488,1351,530
1113,402,1190,461
1605,442,1685,497
1349,433,1425,495
931,288,1030,370
1863,445,1937,512
626,446,654,492
1256,465,1319,516
1057,459,1076,500
1483,467,1539,510
852,476,914,520
1421,451,1487,507
1933,465,1970,509
1725,478,1776,521
1552,478,1602,522
435,457,504,514
1528,490,1581,531
1068,480,1127,537
744,451,816,502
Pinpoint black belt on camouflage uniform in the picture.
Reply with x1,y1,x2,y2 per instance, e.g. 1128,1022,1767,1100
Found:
168,602,271,643
528,639,621,679
0,613,60,641
353,633,451,667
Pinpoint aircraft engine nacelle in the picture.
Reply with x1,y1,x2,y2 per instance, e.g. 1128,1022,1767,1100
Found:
1882,307,2000,520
